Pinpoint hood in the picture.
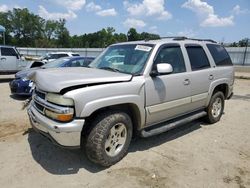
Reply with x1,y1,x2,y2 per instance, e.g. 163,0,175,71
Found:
16,67,41,79
28,67,132,93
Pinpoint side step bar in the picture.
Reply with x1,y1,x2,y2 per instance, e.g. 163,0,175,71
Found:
140,111,207,138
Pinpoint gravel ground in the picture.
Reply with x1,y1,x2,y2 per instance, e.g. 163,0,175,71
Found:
0,76,249,188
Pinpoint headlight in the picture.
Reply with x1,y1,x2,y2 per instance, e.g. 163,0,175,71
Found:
46,93,74,106
45,109,74,122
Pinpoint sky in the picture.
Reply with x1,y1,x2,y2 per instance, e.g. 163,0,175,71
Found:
0,0,249,42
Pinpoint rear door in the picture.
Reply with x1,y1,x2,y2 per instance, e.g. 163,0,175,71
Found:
185,44,213,110
0,47,19,72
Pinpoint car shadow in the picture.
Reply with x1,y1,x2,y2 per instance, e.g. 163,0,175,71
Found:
129,120,202,152
27,129,106,174
27,120,203,175
10,94,30,101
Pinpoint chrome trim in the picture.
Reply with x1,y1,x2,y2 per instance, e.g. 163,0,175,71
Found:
147,97,192,114
147,92,208,114
191,92,208,102
33,95,74,114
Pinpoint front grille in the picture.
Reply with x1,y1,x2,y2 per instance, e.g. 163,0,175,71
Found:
35,89,46,100
34,101,44,113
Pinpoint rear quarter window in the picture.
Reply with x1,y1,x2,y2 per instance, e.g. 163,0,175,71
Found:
206,44,232,66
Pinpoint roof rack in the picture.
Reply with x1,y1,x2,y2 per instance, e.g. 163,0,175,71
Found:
158,36,217,43
185,37,217,43
160,36,187,40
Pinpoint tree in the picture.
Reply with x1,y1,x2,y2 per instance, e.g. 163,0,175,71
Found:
10,8,44,46
127,28,140,41
140,32,160,40
0,11,12,44
55,19,70,47
238,38,249,47
0,8,162,48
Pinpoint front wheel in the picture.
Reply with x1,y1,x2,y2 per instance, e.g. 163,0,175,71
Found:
205,91,225,124
85,111,132,167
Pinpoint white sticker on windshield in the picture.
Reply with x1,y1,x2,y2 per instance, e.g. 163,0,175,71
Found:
135,45,152,52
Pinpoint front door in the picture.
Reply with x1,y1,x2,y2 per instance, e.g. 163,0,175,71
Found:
145,45,192,126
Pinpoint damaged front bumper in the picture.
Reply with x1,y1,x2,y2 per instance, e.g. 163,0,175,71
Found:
27,104,85,148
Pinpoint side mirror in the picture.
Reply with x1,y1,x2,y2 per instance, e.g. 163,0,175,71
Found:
150,63,173,77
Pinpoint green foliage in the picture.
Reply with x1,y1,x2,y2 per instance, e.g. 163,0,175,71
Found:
229,38,249,47
127,28,160,41
0,8,160,48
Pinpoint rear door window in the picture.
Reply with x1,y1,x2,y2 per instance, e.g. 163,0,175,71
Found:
206,44,232,66
186,45,210,71
1,47,18,57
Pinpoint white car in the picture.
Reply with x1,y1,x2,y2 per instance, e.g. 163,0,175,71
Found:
29,52,80,68
0,45,28,73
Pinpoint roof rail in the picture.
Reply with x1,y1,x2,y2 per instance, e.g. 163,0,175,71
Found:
146,36,217,43
187,38,217,43
160,36,187,40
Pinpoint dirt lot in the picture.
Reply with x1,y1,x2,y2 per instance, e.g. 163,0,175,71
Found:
0,76,249,188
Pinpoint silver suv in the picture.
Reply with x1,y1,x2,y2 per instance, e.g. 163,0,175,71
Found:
27,37,234,166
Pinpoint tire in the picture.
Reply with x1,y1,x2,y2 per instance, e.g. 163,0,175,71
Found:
85,111,133,167
205,91,225,124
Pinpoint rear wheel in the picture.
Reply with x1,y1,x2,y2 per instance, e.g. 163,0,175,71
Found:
205,91,225,124
85,111,132,167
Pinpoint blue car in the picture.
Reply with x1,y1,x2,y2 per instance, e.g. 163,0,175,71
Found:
9,56,94,96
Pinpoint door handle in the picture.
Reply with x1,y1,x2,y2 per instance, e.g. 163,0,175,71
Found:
0,57,6,60
209,74,214,80
183,79,190,85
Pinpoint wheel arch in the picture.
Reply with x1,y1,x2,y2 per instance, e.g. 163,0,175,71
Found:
206,82,229,106
81,103,142,141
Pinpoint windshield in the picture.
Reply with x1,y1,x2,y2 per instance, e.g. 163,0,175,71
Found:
88,44,154,75
42,58,69,68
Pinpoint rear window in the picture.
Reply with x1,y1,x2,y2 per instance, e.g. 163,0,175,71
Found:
207,44,232,66
186,45,210,71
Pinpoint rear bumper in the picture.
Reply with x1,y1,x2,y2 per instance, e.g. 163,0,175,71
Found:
27,105,85,148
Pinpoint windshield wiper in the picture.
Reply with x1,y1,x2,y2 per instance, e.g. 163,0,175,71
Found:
99,66,121,73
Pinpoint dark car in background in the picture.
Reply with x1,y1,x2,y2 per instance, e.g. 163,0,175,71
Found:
9,56,94,96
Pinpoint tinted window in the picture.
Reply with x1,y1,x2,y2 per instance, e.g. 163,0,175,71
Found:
186,45,210,71
58,54,68,58
1,47,18,57
72,54,80,56
155,46,186,73
49,54,58,59
207,44,232,66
